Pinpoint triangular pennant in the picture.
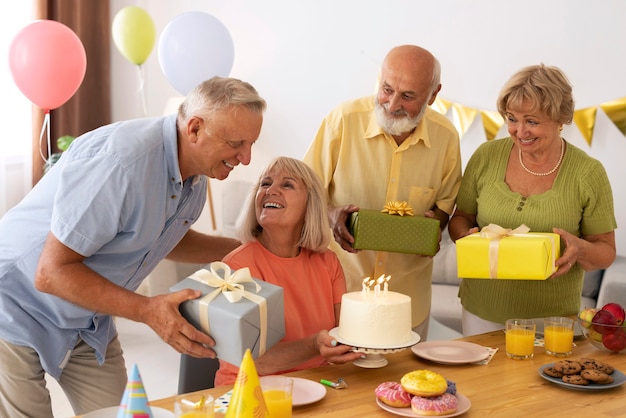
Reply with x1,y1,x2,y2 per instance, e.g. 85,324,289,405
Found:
451,103,479,138
431,97,451,115
599,97,626,135
480,110,505,141
117,364,153,418
573,106,597,146
225,349,268,418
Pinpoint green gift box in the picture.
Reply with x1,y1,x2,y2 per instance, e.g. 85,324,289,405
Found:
170,262,285,366
348,209,440,256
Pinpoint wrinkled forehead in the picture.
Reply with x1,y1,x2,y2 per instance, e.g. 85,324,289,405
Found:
379,58,433,95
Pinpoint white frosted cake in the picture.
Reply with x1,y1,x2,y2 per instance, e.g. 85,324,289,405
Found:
337,290,412,347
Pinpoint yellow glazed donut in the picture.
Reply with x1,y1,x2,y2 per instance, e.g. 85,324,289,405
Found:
401,370,448,397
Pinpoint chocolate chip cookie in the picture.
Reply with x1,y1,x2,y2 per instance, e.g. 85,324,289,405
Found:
562,374,589,385
553,360,582,375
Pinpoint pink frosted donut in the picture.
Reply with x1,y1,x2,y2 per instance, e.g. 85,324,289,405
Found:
411,393,458,416
375,381,413,407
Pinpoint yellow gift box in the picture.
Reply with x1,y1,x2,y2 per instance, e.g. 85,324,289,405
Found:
456,224,561,280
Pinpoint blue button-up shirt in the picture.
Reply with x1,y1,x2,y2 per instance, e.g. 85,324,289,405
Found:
0,115,207,379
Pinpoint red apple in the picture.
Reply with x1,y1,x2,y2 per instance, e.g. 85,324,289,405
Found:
601,303,625,325
591,310,618,335
602,327,626,352
578,307,597,328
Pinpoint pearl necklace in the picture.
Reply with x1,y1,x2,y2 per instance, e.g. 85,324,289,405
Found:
518,138,565,176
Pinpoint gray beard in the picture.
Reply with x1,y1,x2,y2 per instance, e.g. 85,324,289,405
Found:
374,99,427,137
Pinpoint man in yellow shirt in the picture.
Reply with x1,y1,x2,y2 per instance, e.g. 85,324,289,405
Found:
303,45,462,339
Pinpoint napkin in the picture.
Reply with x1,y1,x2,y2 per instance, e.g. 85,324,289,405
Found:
472,347,498,365
214,390,233,414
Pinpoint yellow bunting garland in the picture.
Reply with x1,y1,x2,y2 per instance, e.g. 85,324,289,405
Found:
381,201,414,216
432,96,626,146
573,106,597,146
480,110,505,141
600,97,626,135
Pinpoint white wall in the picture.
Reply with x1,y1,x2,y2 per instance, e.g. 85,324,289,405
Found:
0,3,35,217
110,0,626,254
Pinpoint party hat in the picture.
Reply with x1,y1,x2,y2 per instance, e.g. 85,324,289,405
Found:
225,349,269,418
116,363,153,418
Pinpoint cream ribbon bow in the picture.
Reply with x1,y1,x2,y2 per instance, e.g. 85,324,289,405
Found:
480,223,530,239
189,261,268,355
479,224,530,278
189,261,259,303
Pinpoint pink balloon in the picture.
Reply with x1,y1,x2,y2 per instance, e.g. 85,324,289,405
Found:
9,20,87,110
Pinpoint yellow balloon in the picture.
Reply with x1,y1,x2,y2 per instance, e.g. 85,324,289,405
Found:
112,6,156,65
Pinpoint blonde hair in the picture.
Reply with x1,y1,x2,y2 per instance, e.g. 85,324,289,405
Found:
237,157,331,252
177,76,266,125
497,63,574,124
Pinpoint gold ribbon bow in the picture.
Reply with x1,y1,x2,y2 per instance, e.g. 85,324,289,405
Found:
189,261,269,356
381,201,414,216
480,224,530,278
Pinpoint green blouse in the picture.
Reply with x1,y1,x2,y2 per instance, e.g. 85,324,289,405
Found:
456,138,616,323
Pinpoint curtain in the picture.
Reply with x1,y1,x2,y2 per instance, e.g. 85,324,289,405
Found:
32,0,111,185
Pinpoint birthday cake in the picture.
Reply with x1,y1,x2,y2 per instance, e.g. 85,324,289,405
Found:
337,278,412,347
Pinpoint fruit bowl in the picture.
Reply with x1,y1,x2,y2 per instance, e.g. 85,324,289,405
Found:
578,315,626,354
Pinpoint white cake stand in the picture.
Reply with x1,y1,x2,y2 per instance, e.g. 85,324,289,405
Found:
328,328,420,368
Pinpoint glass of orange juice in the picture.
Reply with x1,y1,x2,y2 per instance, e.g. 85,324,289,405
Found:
544,316,575,357
260,376,293,418
505,318,536,360
174,391,215,418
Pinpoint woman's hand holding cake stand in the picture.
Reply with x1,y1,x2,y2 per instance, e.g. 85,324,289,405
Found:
316,329,366,365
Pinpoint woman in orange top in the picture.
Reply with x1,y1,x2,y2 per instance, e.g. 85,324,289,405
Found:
214,156,363,386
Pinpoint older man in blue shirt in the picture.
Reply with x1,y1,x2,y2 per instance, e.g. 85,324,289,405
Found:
0,77,266,417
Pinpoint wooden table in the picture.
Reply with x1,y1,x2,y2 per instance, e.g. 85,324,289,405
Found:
149,332,626,417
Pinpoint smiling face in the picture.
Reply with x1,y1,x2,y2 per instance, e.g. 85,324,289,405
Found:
506,99,561,153
184,106,263,180
374,46,440,140
255,168,308,234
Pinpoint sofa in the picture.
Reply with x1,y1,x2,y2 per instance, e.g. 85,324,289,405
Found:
431,229,626,335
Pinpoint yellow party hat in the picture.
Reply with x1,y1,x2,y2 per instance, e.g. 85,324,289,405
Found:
224,349,269,418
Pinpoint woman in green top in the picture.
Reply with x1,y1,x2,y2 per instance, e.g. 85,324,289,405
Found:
448,64,617,336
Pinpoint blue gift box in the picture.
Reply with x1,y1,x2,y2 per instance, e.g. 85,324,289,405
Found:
170,262,285,366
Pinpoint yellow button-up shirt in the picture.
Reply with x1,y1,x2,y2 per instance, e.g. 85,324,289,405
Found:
304,95,462,327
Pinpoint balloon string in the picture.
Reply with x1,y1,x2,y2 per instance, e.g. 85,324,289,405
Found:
38,110,51,164
136,65,148,117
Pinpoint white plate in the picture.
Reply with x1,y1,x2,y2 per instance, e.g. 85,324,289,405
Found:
259,376,326,406
376,393,471,417
329,327,421,350
538,363,626,391
83,406,173,418
411,340,490,364
291,377,327,406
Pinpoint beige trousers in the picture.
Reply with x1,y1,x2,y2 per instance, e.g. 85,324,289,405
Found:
0,335,127,418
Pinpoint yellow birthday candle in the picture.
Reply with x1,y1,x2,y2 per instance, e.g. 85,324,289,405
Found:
225,349,269,418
